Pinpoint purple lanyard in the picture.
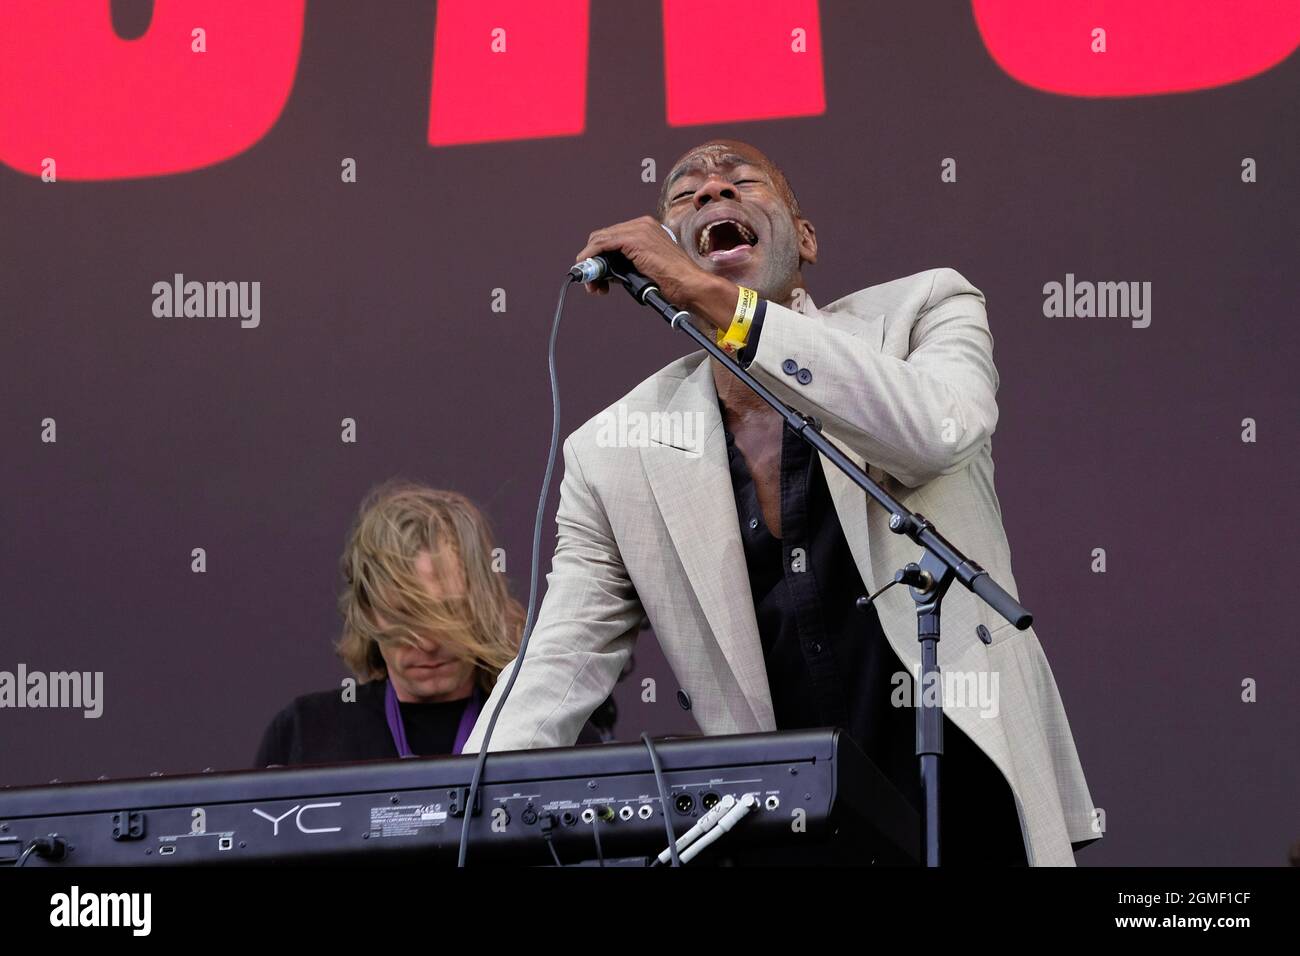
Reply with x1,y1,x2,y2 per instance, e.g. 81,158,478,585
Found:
384,679,482,757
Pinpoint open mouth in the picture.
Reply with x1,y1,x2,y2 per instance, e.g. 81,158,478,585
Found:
696,219,758,263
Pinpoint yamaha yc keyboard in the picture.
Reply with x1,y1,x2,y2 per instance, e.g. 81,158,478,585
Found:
0,729,919,866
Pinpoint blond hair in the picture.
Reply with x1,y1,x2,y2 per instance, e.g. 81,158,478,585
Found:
335,481,522,692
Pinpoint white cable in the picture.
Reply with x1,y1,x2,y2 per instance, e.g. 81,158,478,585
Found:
655,794,735,865
678,793,757,864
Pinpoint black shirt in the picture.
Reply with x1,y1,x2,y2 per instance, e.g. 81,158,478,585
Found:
253,680,469,767
254,679,608,768
723,414,1026,865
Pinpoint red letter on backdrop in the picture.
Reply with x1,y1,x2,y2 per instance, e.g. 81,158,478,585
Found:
972,0,1300,97
662,0,824,126
0,0,305,180
428,0,589,147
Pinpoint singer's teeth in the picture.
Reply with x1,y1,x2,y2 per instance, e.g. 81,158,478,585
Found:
697,219,758,255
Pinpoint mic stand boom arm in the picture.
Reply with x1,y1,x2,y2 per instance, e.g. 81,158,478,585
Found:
612,276,1033,868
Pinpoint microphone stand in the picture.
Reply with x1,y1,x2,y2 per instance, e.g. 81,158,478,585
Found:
598,269,1032,867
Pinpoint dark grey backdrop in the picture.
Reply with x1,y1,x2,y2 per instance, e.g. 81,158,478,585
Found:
2,2,1297,866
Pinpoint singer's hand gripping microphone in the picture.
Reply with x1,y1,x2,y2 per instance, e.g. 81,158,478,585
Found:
570,224,679,304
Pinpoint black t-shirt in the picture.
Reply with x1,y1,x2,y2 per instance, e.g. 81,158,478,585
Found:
253,679,470,767
254,679,609,767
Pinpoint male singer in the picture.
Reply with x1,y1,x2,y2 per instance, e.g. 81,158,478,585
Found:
463,140,1099,866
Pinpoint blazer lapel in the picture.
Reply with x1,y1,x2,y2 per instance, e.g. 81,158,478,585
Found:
639,356,774,730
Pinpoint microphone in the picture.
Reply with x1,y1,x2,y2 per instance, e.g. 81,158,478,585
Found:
569,224,678,296
570,250,661,305
568,249,642,285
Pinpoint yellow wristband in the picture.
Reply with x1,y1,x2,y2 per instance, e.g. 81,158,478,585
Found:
716,286,759,351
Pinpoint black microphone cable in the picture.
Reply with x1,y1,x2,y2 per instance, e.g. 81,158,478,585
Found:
643,733,682,866
458,252,686,868
15,834,67,867
456,274,573,868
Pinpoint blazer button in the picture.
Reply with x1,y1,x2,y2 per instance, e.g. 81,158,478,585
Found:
677,689,692,711
782,359,798,375
796,367,813,385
